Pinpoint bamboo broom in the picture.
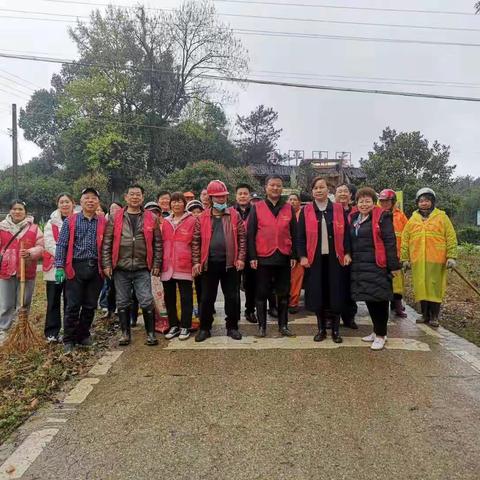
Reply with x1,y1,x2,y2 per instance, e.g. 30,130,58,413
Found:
2,241,43,354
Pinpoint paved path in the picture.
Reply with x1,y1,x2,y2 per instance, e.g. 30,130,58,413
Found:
1,303,480,479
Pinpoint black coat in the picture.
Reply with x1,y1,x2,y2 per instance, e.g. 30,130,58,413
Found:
349,210,401,302
297,201,351,313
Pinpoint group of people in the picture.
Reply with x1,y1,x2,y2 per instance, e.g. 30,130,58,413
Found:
0,175,458,352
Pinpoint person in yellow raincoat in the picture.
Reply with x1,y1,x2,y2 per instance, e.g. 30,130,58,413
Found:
378,189,409,318
401,188,458,327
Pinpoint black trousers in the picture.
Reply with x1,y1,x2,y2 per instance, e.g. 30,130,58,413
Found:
63,260,103,344
255,264,290,300
163,279,193,329
44,280,66,338
242,264,256,315
200,262,239,331
365,301,389,337
420,300,441,321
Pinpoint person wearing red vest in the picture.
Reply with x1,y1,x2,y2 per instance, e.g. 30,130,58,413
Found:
297,177,351,343
0,200,44,343
234,183,257,324
349,187,401,351
287,193,304,315
55,188,107,353
43,193,75,342
192,180,246,342
102,184,162,347
247,175,297,337
335,183,359,329
162,192,196,341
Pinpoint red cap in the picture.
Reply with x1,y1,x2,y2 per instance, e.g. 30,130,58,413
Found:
379,189,396,200
206,180,229,196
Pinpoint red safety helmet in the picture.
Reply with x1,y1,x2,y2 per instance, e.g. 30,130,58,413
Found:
206,180,229,196
378,189,396,201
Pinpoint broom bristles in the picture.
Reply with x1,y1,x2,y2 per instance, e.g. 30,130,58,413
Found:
1,307,44,355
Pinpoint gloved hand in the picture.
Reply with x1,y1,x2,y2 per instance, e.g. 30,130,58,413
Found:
55,268,66,284
402,261,411,272
446,258,457,269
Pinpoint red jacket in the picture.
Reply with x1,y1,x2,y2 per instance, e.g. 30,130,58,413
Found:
65,214,107,280
304,202,345,265
161,214,196,278
255,200,292,257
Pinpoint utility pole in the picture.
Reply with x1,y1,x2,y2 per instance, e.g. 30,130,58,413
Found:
12,103,18,198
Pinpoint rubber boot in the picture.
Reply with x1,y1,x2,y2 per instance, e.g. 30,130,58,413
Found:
393,298,408,318
278,297,294,337
420,301,429,324
130,306,138,327
314,314,327,342
429,302,441,328
256,300,267,337
142,308,158,346
118,307,131,346
331,315,343,343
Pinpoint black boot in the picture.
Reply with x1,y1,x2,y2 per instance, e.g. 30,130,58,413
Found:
314,314,327,342
278,297,295,337
393,298,407,318
420,301,430,324
331,315,343,343
142,308,158,346
245,312,258,324
256,300,267,337
118,307,131,346
429,302,441,328
130,306,138,327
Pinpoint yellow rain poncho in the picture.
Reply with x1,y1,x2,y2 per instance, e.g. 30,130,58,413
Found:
401,208,457,303
392,209,409,295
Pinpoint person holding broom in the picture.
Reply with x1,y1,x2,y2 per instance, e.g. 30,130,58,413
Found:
0,200,44,344
401,188,458,328
55,188,107,353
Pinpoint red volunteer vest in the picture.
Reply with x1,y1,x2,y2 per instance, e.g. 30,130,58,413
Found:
349,206,387,268
42,223,59,272
199,208,240,267
255,201,292,257
304,202,345,265
111,208,156,271
65,213,107,280
0,225,39,280
162,215,196,274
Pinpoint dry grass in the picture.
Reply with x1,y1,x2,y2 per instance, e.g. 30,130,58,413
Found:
405,249,480,346
0,275,117,444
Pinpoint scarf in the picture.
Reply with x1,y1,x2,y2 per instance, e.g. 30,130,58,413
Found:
0,214,33,235
314,199,329,255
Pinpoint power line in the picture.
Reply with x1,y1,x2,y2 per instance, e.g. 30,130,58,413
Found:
6,5,480,33
1,51,480,103
0,68,44,90
212,0,475,16
3,14,480,49
235,28,480,48
0,75,34,94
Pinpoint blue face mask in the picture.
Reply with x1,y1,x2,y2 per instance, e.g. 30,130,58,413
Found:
213,202,227,211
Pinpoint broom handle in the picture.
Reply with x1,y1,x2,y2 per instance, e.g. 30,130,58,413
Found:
453,266,480,298
19,240,26,308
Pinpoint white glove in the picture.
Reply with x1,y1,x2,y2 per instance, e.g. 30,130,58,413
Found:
446,258,456,269
402,261,411,272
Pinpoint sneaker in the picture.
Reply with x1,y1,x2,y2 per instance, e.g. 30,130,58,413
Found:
165,326,180,340
46,336,58,343
179,328,190,341
362,333,376,342
371,336,386,351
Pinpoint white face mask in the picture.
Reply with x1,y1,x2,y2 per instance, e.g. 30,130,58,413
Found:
213,202,227,211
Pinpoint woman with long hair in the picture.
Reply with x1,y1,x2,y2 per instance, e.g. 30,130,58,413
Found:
43,193,75,341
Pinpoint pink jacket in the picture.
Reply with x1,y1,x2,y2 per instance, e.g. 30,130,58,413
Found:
161,213,196,282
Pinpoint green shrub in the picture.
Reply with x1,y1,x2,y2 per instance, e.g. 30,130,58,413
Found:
457,226,480,245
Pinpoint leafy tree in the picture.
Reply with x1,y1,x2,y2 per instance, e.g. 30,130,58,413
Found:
72,172,110,206
360,127,457,214
235,105,282,166
159,160,259,201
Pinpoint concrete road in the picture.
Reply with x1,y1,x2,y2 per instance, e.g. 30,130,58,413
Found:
2,304,480,480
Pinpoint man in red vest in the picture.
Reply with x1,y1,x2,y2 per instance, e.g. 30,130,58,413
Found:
192,180,246,342
102,184,162,346
248,175,297,337
55,188,107,354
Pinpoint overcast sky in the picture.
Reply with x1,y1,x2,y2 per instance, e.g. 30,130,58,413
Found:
0,0,479,177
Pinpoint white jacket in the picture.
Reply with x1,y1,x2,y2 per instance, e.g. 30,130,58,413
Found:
43,210,65,282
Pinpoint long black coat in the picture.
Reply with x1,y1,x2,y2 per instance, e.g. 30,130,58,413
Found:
349,210,401,302
297,201,350,313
